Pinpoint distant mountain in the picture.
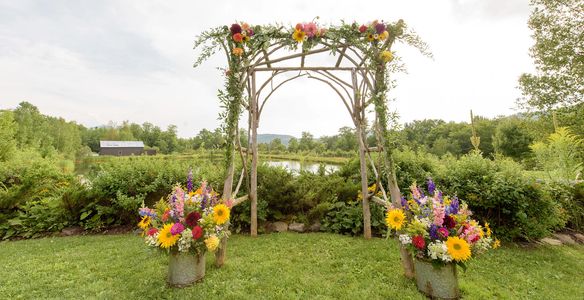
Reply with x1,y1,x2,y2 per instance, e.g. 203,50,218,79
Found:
257,134,295,146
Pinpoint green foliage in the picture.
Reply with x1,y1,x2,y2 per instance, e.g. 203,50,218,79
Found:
0,110,17,161
519,0,583,110
493,117,534,160
541,181,584,231
437,153,565,240
530,127,583,181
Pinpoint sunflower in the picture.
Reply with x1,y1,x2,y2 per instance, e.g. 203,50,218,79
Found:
380,51,394,63
385,209,406,230
292,30,306,43
157,223,179,249
138,216,151,230
446,236,472,261
205,235,220,252
213,204,230,225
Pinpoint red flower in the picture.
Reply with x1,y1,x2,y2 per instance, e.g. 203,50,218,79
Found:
412,235,426,250
295,23,304,31
192,225,203,240
233,33,243,43
359,25,368,33
444,215,456,229
185,211,201,228
146,228,158,236
471,235,480,243
230,23,242,35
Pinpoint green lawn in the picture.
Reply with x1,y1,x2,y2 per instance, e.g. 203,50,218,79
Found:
0,233,582,299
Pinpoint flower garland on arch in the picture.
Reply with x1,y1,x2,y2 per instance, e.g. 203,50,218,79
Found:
193,19,431,171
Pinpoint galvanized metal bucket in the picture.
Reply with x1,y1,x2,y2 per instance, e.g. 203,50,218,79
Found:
167,251,206,287
413,259,460,299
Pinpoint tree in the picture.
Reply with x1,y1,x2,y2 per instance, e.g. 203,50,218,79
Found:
518,0,583,110
298,132,314,151
493,118,534,160
288,137,299,153
335,127,358,151
268,138,286,153
0,111,17,161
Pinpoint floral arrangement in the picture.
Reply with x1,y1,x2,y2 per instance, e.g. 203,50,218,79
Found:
230,22,255,57
138,171,230,254
386,179,499,268
292,21,326,43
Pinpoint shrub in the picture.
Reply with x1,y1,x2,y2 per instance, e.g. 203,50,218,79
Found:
437,152,565,241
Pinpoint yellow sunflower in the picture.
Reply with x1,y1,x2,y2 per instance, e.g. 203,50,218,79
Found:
380,51,394,63
205,235,220,252
493,239,501,249
213,204,230,225
137,216,151,230
157,223,179,249
385,209,406,230
446,236,472,261
292,30,306,43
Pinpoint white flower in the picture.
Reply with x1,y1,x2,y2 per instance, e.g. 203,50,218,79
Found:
177,229,193,252
399,234,412,245
145,233,159,247
418,217,431,228
427,241,452,262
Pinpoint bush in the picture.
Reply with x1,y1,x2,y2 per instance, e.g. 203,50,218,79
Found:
437,152,565,241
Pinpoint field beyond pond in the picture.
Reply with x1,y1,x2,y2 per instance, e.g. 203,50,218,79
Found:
1,233,583,299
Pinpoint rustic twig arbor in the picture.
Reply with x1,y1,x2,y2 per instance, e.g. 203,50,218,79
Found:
194,19,430,276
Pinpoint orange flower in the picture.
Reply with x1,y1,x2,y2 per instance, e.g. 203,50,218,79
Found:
232,47,243,56
233,33,243,43
241,23,250,31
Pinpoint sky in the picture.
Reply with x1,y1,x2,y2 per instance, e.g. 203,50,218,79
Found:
0,0,535,138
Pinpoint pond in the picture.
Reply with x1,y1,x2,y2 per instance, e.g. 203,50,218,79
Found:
265,160,341,174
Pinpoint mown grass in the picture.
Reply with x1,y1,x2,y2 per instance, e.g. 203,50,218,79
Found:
0,233,583,299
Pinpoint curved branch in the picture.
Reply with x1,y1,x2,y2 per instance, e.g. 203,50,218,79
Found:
258,73,308,117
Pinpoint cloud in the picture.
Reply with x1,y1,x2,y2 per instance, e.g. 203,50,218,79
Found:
0,0,534,138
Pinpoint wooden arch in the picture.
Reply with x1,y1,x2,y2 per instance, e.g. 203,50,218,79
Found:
194,20,429,276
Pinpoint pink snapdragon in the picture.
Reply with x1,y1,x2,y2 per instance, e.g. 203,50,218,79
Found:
432,198,445,226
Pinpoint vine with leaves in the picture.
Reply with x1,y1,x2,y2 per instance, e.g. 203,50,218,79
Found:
193,19,431,181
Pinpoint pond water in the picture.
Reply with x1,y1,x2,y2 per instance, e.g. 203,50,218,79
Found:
265,160,341,174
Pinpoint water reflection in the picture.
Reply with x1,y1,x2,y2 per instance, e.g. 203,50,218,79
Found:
265,160,340,174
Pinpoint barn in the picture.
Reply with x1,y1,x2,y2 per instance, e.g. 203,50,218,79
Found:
99,141,145,156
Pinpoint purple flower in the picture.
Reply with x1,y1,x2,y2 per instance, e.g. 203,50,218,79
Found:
427,178,435,195
187,168,193,193
429,224,439,240
400,196,408,209
170,222,185,235
449,197,460,215
374,23,386,34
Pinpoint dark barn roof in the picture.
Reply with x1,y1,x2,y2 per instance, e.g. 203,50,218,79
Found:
99,141,145,148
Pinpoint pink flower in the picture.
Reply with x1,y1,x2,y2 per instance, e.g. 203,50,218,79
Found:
304,22,317,38
438,227,449,238
170,222,185,235
295,23,304,32
432,199,445,226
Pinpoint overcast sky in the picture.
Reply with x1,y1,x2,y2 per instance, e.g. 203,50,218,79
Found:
0,0,534,138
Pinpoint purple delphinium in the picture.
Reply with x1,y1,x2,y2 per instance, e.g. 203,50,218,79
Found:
400,196,408,209
448,197,460,215
427,178,435,195
187,168,193,193
429,224,439,240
